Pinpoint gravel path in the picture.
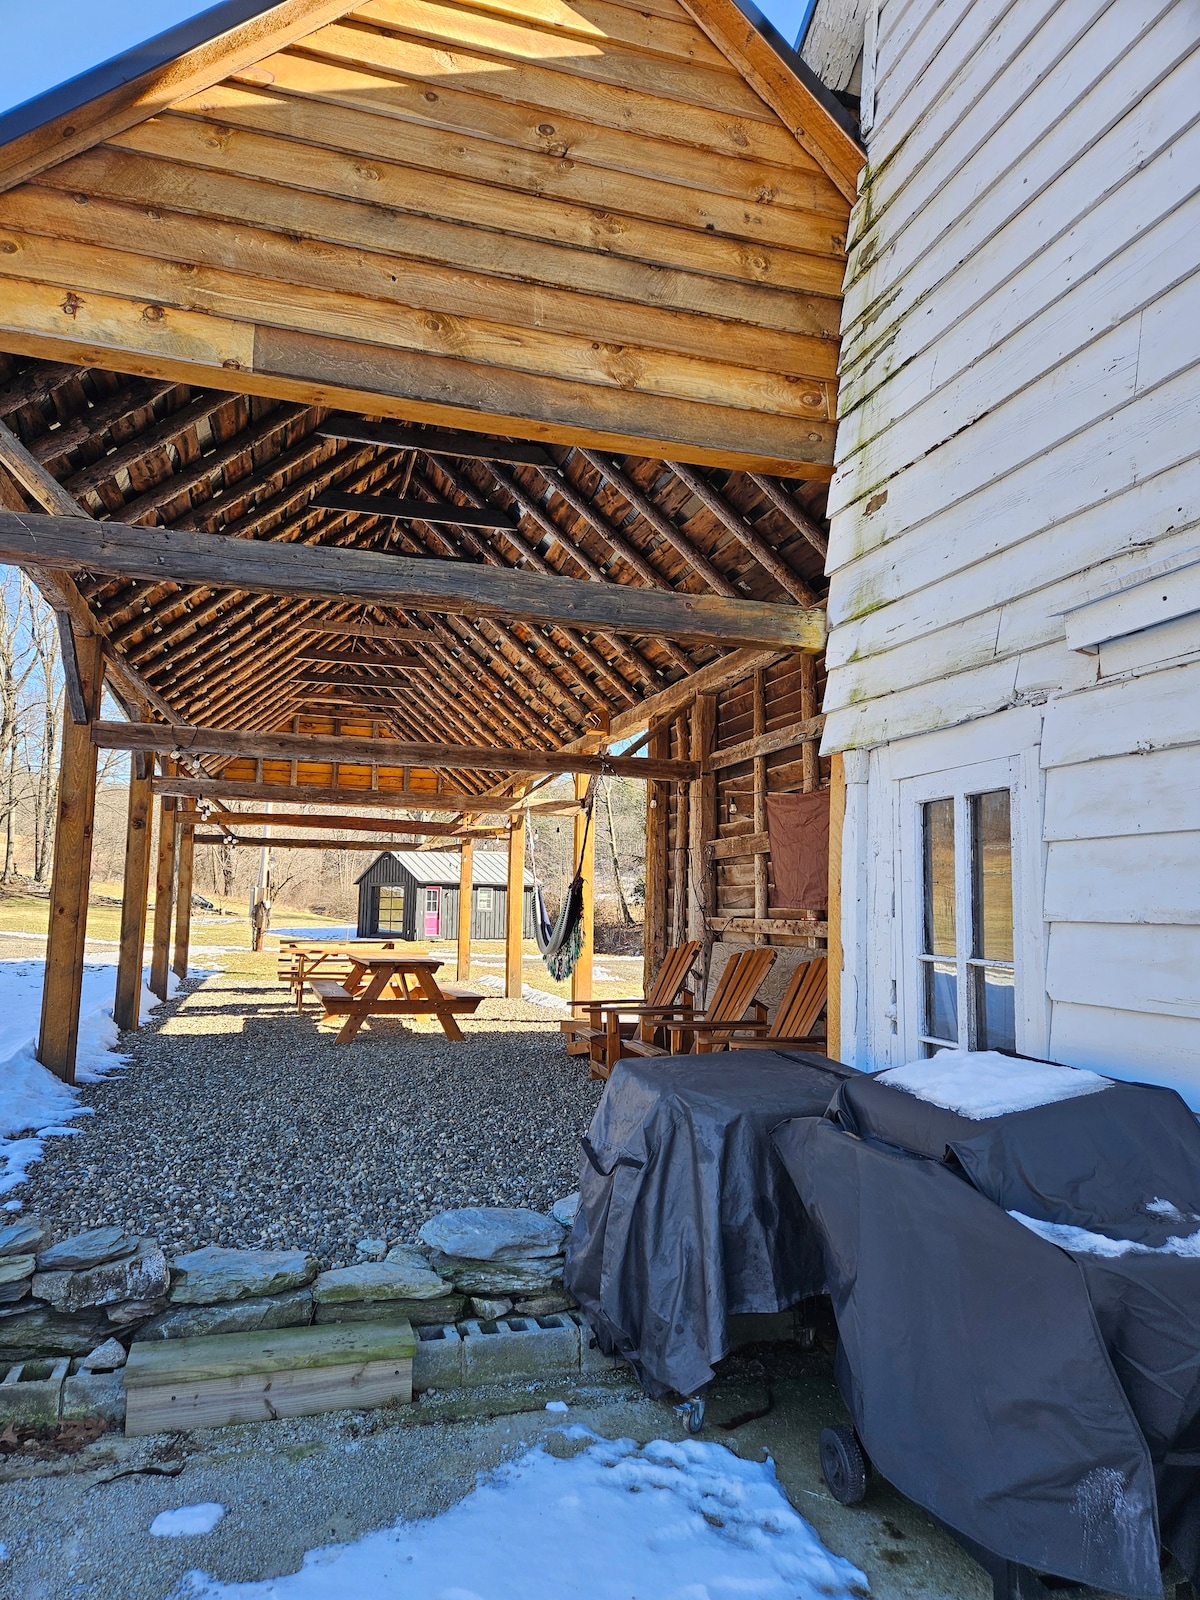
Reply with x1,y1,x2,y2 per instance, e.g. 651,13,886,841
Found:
18,967,603,1267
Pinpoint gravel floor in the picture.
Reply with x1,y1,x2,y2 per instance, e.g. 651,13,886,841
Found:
17,967,603,1267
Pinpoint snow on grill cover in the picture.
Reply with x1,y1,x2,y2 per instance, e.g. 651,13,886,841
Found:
564,1050,849,1399
772,1052,1200,1600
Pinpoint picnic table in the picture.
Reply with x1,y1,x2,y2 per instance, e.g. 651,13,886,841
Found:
279,940,406,1012
306,952,483,1044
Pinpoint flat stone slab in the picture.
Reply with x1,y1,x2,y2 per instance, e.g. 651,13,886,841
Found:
169,1247,319,1304
0,1255,34,1286
0,1221,47,1258
429,1252,565,1296
419,1208,564,1263
139,1288,314,1342
0,1306,111,1361
37,1227,137,1272
34,1244,170,1315
80,1337,127,1373
314,1259,448,1304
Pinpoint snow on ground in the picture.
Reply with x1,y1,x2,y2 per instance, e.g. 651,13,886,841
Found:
878,1050,1113,1120
174,1431,868,1600
0,959,191,1196
475,973,569,1013
152,1506,226,1539
1011,1209,1200,1257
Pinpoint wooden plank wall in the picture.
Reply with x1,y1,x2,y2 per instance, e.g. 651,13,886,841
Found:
0,0,850,472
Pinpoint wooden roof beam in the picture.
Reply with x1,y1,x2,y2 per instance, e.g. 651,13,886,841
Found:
156,776,510,812
577,452,737,597
747,474,830,560
96,722,695,782
668,463,820,607
313,489,515,530
188,810,507,836
192,833,490,850
317,416,552,466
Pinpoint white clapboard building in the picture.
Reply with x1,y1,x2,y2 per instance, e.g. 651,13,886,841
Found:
804,2,1200,1099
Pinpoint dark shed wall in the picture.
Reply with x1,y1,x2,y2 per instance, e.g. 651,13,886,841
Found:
357,869,536,940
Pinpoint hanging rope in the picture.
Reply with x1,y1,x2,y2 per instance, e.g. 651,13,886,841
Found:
528,780,595,981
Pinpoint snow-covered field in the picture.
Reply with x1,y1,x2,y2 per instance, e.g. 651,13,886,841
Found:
172,1431,868,1600
0,958,184,1198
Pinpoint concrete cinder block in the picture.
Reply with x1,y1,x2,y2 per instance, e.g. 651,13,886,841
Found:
458,1314,579,1386
727,1309,802,1347
0,1357,69,1424
412,1323,463,1392
61,1370,126,1427
572,1313,628,1378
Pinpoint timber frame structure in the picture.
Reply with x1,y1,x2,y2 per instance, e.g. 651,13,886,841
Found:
0,0,862,1080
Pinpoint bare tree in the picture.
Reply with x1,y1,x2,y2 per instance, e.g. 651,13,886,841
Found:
23,578,63,884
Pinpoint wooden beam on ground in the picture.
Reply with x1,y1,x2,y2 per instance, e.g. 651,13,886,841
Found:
37,631,102,1082
172,805,195,980
0,513,826,653
149,791,177,1002
505,814,525,1000
571,775,595,1007
318,417,553,466
457,838,473,984
313,490,514,529
154,777,511,812
91,722,697,783
113,759,153,1032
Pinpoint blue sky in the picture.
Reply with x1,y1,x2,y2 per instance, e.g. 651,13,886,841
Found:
0,0,817,117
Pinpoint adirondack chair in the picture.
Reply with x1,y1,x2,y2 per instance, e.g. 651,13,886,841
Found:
559,940,700,1076
617,947,778,1061
723,957,828,1051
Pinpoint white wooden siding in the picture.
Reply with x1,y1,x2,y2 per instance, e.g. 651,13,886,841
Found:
822,0,1200,1091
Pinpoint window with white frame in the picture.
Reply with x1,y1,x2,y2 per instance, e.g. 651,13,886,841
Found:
476,886,494,912
918,788,1016,1055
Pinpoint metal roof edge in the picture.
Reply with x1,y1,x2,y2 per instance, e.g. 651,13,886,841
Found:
0,0,284,153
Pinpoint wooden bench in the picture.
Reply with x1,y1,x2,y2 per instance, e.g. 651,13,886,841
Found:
308,955,485,1044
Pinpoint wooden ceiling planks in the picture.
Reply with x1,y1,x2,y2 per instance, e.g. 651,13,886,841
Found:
0,0,853,473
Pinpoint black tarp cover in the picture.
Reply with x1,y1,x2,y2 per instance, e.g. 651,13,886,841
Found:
564,1050,847,1399
773,1071,1200,1598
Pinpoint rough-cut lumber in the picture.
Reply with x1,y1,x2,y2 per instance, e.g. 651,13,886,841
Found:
114,762,153,1032
505,810,525,999
0,512,826,652
712,830,770,860
687,695,717,967
154,777,513,812
172,805,195,979
149,792,177,1002
308,621,430,640
37,632,102,1082
457,837,473,984
91,721,697,782
313,490,515,529
643,724,670,994
706,715,826,771
318,416,552,465
189,811,505,836
193,833,473,850
571,773,594,1005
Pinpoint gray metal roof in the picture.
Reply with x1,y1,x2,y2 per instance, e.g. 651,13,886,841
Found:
357,850,534,888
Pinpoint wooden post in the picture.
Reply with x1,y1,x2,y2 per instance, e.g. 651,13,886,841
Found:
826,752,845,1062
643,724,670,997
752,669,769,944
149,782,177,1002
800,653,820,793
687,693,717,995
571,773,594,1005
37,632,102,1083
457,838,474,983
505,814,525,999
113,755,153,1032
172,801,195,980
670,713,687,949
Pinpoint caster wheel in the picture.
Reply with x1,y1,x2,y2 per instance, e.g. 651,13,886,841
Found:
819,1425,868,1506
798,1324,819,1353
677,1396,706,1433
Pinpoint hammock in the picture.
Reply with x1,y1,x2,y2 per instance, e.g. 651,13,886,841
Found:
530,783,594,981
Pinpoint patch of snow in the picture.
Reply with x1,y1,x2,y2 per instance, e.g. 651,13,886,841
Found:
1147,1198,1189,1220
878,1051,1112,1120
1010,1211,1200,1258
174,1433,866,1600
545,1400,569,1413
0,957,208,1194
475,974,569,1013
152,1504,226,1538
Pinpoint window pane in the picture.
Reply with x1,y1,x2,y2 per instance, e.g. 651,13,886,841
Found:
974,964,1016,1053
922,799,956,956
378,887,404,932
923,958,958,1042
972,790,1013,961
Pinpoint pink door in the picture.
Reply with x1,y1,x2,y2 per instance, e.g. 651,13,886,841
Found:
423,887,441,938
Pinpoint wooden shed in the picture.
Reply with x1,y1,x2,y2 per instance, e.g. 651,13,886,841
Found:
0,0,864,1081
356,849,536,940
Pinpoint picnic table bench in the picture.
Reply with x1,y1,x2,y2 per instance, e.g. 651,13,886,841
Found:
278,940,406,1011
307,953,484,1044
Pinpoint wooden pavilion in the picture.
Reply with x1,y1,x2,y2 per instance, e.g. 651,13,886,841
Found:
0,0,862,1080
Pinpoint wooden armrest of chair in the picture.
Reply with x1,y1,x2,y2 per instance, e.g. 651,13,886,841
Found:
565,996,644,1012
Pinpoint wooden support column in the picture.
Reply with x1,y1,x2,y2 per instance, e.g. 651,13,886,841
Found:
800,653,820,793
149,779,177,1002
37,632,102,1083
505,814,525,1000
571,774,594,1006
752,670,769,946
457,839,474,983
687,694,717,996
643,725,670,997
113,755,153,1032
670,713,688,949
827,753,845,1062
172,802,195,981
